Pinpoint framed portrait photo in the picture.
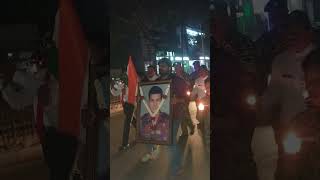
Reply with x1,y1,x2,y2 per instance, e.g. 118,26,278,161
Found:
136,80,173,145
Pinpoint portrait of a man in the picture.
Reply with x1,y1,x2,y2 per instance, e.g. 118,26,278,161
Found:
140,85,170,142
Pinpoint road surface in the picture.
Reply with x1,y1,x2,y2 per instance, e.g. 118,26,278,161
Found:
110,112,210,180
0,145,49,180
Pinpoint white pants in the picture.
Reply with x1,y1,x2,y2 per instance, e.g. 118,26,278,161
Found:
255,81,305,180
188,101,199,125
252,126,278,180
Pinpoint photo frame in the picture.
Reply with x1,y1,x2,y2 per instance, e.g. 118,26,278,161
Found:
136,80,173,145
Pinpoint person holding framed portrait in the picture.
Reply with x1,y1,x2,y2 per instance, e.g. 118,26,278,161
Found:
136,58,189,177
157,58,189,177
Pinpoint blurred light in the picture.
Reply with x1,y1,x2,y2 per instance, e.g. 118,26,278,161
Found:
8,53,13,57
246,95,256,106
303,90,309,99
156,56,164,60
283,132,301,154
183,57,189,60
187,91,191,96
175,57,182,61
267,74,271,85
199,56,205,60
205,56,210,60
170,57,174,61
186,28,205,37
198,103,205,111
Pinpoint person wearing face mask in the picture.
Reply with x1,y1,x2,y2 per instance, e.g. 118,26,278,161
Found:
157,58,190,178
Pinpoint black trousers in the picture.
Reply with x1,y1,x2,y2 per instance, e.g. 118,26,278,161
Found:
180,104,193,135
121,102,135,146
42,127,78,180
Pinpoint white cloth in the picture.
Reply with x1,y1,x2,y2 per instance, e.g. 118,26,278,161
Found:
1,71,58,128
251,127,278,180
110,83,128,103
260,44,315,125
147,74,159,81
188,101,199,125
191,75,208,100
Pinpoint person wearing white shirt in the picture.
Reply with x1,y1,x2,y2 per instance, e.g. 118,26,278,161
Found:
255,10,316,180
189,66,209,126
110,75,137,151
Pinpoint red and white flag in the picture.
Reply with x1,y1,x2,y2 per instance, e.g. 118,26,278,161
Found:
58,0,89,137
127,56,138,105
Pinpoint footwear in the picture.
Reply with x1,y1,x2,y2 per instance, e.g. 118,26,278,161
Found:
151,145,160,159
118,144,130,152
140,153,152,162
175,168,184,176
140,153,153,163
169,167,184,178
141,146,160,163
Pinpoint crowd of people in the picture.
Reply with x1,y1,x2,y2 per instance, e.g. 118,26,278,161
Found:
111,58,210,178
211,0,320,180
0,35,108,180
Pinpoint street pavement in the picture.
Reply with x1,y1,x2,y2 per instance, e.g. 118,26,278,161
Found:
0,154,48,180
0,110,278,180
110,112,210,180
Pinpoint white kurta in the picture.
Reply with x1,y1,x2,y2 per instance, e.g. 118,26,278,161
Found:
253,43,316,180
260,44,315,125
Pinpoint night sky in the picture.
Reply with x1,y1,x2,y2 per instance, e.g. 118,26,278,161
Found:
110,0,210,71
0,0,107,48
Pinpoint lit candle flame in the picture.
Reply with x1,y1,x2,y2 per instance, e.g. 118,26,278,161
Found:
283,132,301,154
198,103,205,111
187,91,191,96
246,95,256,106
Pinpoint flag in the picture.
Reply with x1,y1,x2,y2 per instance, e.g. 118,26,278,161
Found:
58,0,89,137
127,56,138,104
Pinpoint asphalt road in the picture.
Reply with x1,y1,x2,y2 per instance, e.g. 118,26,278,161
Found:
110,112,210,180
0,158,48,180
